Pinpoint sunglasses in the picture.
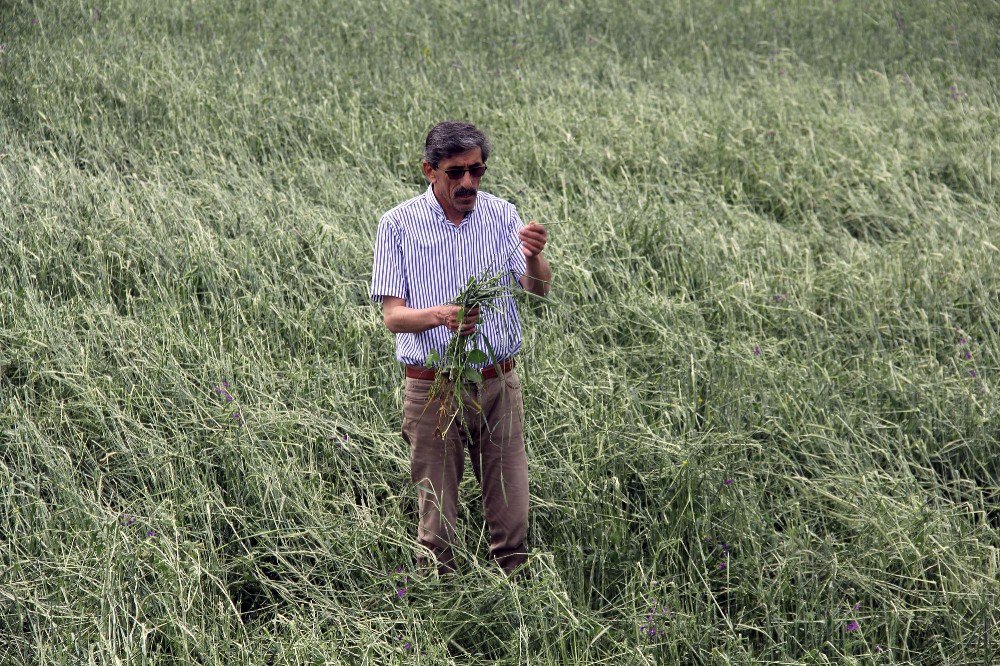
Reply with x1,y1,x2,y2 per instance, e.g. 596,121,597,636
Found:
440,164,488,180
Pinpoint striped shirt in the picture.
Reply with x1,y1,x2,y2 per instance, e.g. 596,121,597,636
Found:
370,185,528,368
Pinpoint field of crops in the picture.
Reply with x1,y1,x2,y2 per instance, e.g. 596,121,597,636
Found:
2,1,998,663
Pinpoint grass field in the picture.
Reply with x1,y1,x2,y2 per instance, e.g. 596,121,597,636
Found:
2,1,999,663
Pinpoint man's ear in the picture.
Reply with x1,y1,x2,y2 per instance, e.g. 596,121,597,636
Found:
421,161,434,183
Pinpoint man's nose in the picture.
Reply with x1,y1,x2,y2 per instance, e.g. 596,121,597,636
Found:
460,171,474,188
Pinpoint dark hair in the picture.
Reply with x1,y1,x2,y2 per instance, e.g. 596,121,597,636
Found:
423,121,492,168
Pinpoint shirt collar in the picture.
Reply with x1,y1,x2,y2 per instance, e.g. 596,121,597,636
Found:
424,185,444,218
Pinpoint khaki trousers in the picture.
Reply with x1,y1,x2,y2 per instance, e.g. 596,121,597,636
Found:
402,368,529,575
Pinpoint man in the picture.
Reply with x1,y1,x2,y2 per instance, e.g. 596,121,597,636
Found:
369,121,550,576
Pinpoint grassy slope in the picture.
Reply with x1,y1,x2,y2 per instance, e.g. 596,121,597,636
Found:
1,1,998,663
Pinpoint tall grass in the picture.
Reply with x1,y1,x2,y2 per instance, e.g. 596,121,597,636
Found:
1,0,998,663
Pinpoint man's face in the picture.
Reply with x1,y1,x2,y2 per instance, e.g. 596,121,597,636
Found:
423,147,485,218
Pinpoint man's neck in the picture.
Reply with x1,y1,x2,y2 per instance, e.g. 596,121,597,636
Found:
433,187,469,226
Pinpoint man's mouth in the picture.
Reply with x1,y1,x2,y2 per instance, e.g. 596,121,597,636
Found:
455,189,477,199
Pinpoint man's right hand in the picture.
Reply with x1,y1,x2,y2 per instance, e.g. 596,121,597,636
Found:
437,304,480,336
381,296,480,336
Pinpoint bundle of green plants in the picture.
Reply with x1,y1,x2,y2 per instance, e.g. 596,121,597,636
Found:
423,239,526,439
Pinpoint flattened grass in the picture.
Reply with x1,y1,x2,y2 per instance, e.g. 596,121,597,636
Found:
1,1,998,663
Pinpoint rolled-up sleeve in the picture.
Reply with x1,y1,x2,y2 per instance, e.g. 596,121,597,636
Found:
370,216,408,304
508,206,528,283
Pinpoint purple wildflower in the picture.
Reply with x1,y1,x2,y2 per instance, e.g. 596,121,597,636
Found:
876,644,883,653
958,337,968,345
32,18,40,25
403,642,412,652
125,515,137,527
772,293,786,302
717,560,727,570
640,602,671,639
969,370,978,379
846,620,860,632
724,478,734,486
753,345,762,357
963,349,972,360
147,530,156,538
396,587,406,599
214,383,234,402
853,602,861,610
721,542,729,553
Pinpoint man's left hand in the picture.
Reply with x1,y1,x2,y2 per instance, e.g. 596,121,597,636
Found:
519,221,548,259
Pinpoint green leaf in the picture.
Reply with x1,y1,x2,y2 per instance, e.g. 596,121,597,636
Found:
425,350,439,366
466,349,488,364
462,368,483,384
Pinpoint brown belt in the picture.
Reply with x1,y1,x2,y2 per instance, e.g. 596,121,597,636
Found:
405,356,515,381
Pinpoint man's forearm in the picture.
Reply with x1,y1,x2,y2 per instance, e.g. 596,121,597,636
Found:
384,305,442,334
523,253,551,297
